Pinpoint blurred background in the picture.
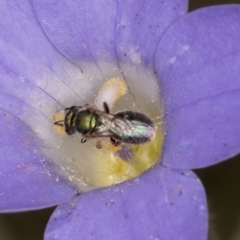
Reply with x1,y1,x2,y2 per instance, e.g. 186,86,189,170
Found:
0,0,240,239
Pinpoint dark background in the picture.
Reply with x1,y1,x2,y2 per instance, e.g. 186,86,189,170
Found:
1,1,240,239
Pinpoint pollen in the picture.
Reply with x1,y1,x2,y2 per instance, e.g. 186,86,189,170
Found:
94,77,128,110
49,66,163,191
53,110,66,135
95,128,163,186
96,139,122,152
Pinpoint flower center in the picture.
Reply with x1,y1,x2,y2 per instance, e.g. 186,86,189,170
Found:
49,62,163,191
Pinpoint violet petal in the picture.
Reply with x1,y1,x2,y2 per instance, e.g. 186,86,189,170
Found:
45,166,207,240
0,110,76,212
0,1,79,211
32,0,188,65
156,5,240,168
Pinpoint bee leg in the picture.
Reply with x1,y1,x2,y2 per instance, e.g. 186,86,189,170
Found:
54,120,64,127
96,140,103,149
81,138,87,143
103,102,110,114
110,137,121,147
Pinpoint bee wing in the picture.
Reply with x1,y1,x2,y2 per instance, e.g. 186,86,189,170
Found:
84,121,113,138
120,119,155,144
132,121,156,143
94,124,113,137
114,144,134,161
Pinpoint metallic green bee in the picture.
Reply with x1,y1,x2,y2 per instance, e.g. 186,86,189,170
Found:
54,102,156,148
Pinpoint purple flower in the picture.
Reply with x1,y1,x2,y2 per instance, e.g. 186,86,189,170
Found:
0,0,240,239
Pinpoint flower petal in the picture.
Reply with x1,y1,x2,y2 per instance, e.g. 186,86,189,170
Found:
32,0,188,66
45,166,207,240
0,110,76,212
156,5,240,168
0,1,79,211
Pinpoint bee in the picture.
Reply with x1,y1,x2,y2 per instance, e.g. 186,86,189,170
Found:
54,102,156,148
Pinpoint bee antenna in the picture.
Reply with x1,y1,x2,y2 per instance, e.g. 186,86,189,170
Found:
54,120,64,126
103,102,110,114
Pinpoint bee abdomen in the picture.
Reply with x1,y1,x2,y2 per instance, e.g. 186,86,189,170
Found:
112,111,155,144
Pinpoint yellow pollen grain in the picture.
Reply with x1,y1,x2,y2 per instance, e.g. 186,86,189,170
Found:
91,128,163,187
102,77,128,103
96,139,122,152
53,110,66,135
95,77,128,110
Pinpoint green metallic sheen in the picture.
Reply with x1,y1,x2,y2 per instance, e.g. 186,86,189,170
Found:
75,110,97,134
